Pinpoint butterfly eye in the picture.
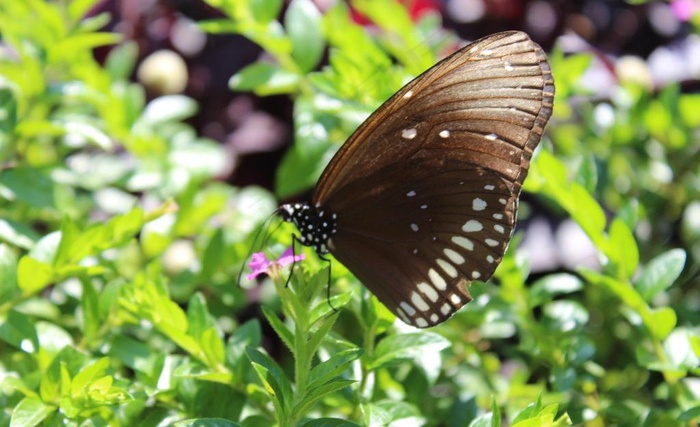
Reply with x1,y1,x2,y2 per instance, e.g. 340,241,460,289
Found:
280,31,554,328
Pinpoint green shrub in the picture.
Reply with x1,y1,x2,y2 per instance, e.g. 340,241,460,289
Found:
0,0,698,426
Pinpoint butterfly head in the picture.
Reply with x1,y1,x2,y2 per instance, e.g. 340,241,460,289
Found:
278,203,337,255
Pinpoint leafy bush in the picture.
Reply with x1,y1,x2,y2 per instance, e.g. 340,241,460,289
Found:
0,0,698,426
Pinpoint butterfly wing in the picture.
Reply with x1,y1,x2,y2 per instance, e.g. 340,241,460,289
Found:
311,31,554,327
325,157,518,327
313,31,554,205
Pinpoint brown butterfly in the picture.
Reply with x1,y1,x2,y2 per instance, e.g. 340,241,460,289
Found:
279,31,554,327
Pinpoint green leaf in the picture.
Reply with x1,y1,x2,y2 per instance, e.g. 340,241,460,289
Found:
0,243,19,303
69,357,109,395
81,278,100,340
663,327,698,370
307,348,362,391
0,167,55,208
0,87,18,136
0,310,39,352
201,327,226,368
0,218,40,249
262,306,295,355
200,228,225,281
226,319,262,371
247,348,292,417
679,406,700,422
276,97,336,198
608,218,639,279
575,155,598,194
105,40,138,80
285,0,324,73
307,311,341,356
295,379,355,417
229,62,300,95
250,0,284,24
174,419,244,427
187,292,217,342
635,248,686,301
512,395,544,424
369,332,450,369
9,397,55,427
308,291,351,326
364,401,423,427
40,346,87,403
140,95,198,125
491,396,502,427
301,419,361,427
17,256,53,294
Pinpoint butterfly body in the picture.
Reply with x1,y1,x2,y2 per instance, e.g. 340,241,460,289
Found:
279,31,554,328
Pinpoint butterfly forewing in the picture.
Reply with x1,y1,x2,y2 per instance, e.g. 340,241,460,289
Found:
314,31,554,204
280,31,554,327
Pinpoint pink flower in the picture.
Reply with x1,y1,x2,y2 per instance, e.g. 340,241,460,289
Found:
246,248,305,280
671,0,700,21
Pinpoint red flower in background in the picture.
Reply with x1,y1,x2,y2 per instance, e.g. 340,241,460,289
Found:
350,0,442,25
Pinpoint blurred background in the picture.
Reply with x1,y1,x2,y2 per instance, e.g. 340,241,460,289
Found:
92,0,700,272
97,0,699,181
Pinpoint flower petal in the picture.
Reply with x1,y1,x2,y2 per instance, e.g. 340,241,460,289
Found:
247,252,272,279
277,247,305,267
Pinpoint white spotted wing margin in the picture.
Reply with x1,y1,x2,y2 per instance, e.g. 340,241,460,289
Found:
324,157,518,328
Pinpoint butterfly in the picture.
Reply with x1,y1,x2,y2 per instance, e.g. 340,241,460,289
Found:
278,31,554,328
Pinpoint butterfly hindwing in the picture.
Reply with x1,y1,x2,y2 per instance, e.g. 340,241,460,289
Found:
327,157,517,327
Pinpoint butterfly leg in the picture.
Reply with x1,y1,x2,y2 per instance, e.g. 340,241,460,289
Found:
286,235,302,288
318,254,338,312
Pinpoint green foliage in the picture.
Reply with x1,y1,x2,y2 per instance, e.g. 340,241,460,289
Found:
0,0,698,426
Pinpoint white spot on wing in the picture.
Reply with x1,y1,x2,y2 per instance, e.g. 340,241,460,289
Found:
415,317,428,328
418,282,439,302
439,130,450,138
443,248,465,265
481,48,493,56
462,220,483,232
484,184,495,191
400,301,416,316
450,294,462,305
396,307,411,324
402,128,417,139
410,223,419,232
411,292,430,311
403,90,414,99
436,258,458,278
420,204,428,209
493,213,503,220
485,238,499,247
485,133,498,141
452,236,474,251
406,190,416,197
494,224,505,234
472,198,487,211
486,255,495,264
472,271,481,279
440,303,451,315
504,61,514,71
428,268,447,290
430,313,439,323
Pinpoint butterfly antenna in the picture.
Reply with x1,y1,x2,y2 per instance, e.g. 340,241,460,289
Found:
236,211,280,287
